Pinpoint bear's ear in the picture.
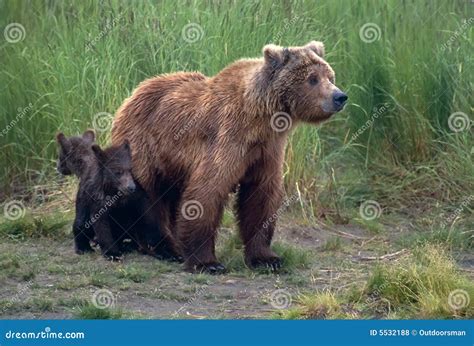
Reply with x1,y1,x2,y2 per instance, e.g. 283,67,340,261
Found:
263,44,289,69
91,144,105,161
306,41,325,58
82,129,95,143
56,133,70,151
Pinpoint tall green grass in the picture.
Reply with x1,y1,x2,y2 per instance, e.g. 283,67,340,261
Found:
1,0,472,213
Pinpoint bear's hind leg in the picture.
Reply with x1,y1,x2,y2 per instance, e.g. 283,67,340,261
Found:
176,187,228,274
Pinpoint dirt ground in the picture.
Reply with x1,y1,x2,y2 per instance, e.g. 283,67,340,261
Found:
0,215,472,319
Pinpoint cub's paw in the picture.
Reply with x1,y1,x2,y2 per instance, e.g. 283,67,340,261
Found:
188,262,226,275
75,244,94,255
120,238,137,253
103,251,124,262
154,253,184,263
247,256,282,272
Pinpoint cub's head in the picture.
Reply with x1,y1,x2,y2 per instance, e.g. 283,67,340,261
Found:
56,130,96,176
91,141,136,196
261,41,347,123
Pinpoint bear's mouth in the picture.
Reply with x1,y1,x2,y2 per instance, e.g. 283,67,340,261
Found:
334,103,347,112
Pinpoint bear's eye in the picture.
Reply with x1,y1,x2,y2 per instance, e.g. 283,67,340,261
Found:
308,75,319,86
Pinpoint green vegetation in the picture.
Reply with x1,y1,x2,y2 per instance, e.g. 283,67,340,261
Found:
0,1,472,224
0,0,472,320
0,211,70,240
280,245,474,319
74,304,124,319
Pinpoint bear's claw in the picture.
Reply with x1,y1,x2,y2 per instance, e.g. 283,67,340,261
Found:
192,263,226,275
75,246,94,255
249,257,282,272
103,252,124,262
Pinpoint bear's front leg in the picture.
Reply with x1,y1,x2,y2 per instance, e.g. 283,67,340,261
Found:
73,195,94,254
93,211,123,261
236,142,285,271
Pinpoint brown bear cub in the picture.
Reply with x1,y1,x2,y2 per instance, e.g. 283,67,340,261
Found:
56,131,180,261
112,41,347,273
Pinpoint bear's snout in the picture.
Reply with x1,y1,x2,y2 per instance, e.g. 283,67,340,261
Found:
333,91,348,111
126,182,136,193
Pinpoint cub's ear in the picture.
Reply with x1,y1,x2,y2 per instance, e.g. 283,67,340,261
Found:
82,129,96,143
306,41,325,58
120,140,132,158
91,144,105,161
56,133,70,151
263,44,290,69
122,139,130,151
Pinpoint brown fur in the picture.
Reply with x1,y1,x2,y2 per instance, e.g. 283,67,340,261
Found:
111,41,347,272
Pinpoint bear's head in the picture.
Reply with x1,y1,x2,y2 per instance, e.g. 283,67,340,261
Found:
91,140,136,197
260,41,347,123
56,130,96,176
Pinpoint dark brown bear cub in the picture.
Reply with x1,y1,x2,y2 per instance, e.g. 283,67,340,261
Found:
56,132,179,261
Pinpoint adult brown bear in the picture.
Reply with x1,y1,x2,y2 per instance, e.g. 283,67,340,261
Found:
111,41,347,273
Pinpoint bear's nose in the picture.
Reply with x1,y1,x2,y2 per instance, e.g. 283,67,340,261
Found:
333,91,348,109
127,182,136,193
